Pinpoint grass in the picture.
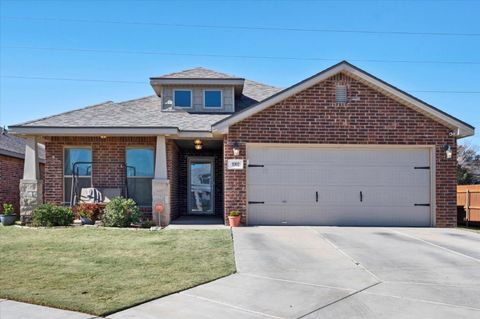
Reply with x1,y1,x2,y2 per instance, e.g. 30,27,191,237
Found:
0,227,235,316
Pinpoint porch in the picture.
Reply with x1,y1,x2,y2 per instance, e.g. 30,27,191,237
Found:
19,135,224,226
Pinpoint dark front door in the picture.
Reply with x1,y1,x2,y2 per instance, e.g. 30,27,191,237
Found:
188,157,215,215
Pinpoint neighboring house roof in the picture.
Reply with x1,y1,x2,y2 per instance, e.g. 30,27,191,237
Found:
0,129,45,161
214,61,475,138
9,71,282,136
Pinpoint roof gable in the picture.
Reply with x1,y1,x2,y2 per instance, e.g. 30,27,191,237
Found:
213,61,474,138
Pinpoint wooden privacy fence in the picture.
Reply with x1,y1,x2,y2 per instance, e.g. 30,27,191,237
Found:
457,185,480,222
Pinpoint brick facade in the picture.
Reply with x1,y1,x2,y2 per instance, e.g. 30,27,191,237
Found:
224,73,457,227
42,136,224,221
0,154,44,217
44,137,157,210
38,74,459,227
166,139,180,220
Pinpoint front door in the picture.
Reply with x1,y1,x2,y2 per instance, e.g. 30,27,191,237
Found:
188,157,215,215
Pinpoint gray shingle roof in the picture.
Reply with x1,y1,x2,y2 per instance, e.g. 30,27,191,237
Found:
13,70,282,131
152,67,242,79
17,96,228,131
0,130,45,160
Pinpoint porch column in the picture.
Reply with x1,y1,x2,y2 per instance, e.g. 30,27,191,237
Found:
20,136,43,224
152,136,170,226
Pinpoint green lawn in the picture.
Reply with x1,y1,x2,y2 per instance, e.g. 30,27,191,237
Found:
0,227,235,316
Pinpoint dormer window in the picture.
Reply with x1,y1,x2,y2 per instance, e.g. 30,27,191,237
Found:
204,90,222,108
174,89,192,108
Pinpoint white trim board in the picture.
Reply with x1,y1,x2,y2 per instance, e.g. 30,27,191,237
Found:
213,61,474,138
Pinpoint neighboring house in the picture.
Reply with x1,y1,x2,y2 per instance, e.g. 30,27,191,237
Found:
9,61,474,227
0,128,45,215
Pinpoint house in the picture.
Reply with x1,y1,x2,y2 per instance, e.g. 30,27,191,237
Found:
0,128,45,216
9,61,474,227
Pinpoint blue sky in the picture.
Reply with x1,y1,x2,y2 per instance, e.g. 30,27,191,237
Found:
0,0,479,145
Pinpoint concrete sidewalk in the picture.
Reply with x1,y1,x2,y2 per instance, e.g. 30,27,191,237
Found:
0,299,97,319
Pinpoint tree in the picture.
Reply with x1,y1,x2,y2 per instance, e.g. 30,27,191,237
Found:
457,142,480,185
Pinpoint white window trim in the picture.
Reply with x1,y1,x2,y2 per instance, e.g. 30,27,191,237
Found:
203,89,223,109
173,89,193,109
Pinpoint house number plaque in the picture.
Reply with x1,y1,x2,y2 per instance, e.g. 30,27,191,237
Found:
227,159,244,170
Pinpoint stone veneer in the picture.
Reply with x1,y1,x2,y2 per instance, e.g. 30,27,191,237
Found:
19,179,43,223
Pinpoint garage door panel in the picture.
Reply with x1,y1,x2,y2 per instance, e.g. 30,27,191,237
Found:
247,145,432,227
248,204,287,225
314,206,431,226
249,206,431,226
249,148,429,166
249,185,430,207
249,166,429,187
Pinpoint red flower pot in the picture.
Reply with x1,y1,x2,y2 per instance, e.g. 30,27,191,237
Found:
228,215,241,227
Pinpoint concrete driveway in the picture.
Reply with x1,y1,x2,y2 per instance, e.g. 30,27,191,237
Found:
110,227,480,319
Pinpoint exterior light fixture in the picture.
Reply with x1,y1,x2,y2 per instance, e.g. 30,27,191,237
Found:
443,143,453,159
194,139,203,150
100,136,107,139
232,142,240,156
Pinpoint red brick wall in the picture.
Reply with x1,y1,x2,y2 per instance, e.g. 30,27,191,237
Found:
224,72,457,227
44,137,156,211
0,155,44,216
0,155,24,215
166,139,180,220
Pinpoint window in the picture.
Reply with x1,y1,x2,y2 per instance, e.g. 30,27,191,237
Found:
336,85,347,103
174,90,192,108
126,148,154,207
204,90,222,108
64,147,92,204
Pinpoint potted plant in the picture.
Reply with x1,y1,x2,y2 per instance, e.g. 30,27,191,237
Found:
1,203,16,226
228,210,241,227
76,203,102,225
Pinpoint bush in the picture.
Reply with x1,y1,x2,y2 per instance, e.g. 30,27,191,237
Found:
2,203,14,216
75,203,103,222
228,210,241,217
102,197,141,227
141,220,156,228
32,204,74,227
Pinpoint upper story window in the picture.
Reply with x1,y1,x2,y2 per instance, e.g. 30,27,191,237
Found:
204,90,222,108
174,89,192,108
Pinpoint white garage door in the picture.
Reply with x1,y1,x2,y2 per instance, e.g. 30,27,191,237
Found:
247,145,432,226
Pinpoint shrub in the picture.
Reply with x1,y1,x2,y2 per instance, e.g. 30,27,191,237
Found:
2,203,14,216
102,197,141,227
32,204,74,227
141,220,156,228
228,210,241,217
75,203,103,222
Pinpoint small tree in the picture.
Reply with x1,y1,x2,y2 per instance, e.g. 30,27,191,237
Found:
457,142,480,185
